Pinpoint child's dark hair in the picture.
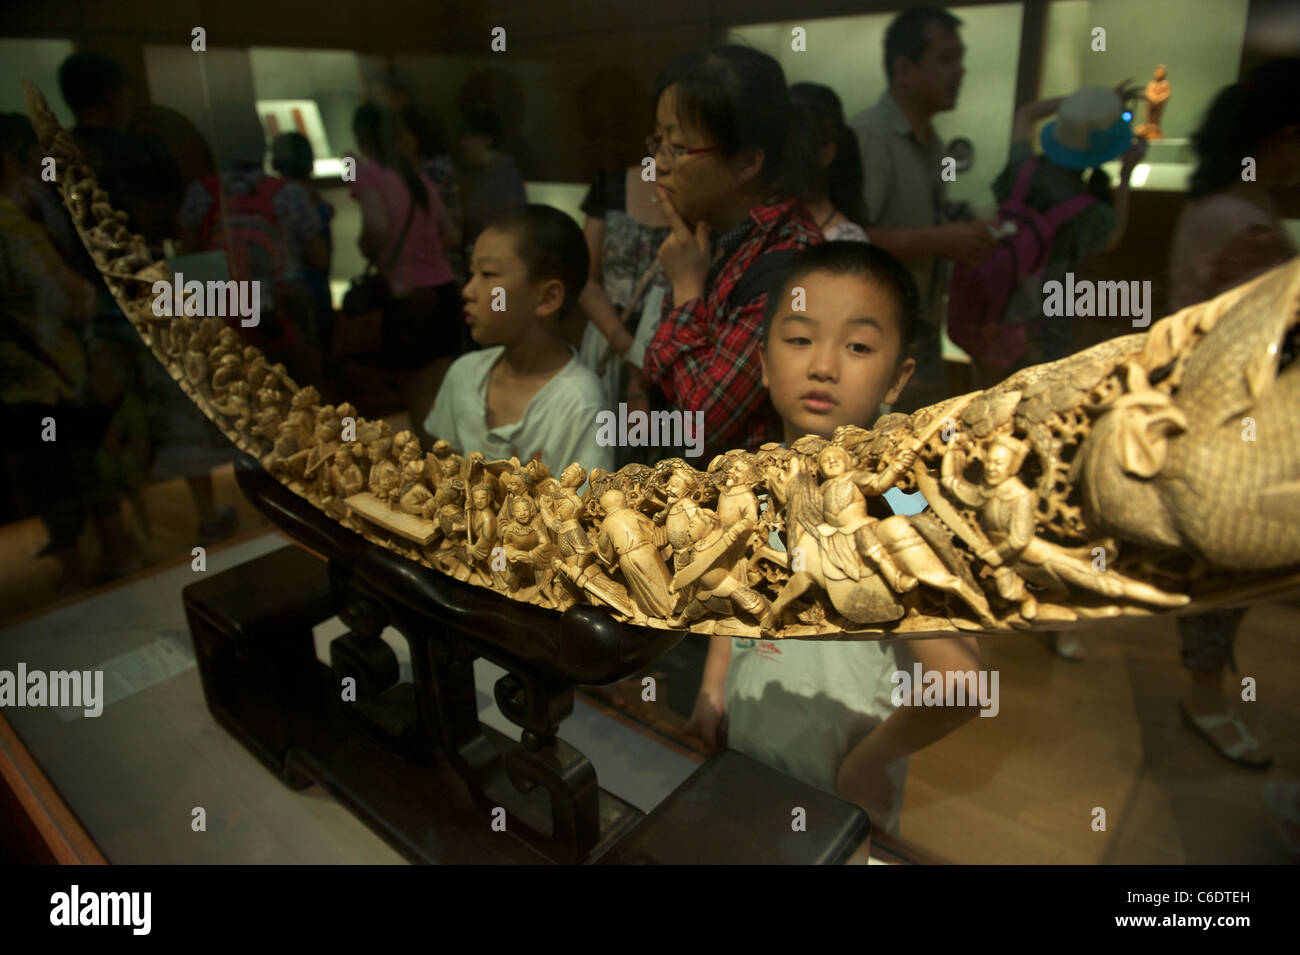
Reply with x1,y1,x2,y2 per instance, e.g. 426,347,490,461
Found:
486,204,590,318
884,6,963,84
784,83,868,226
462,105,502,146
59,52,125,115
352,103,430,212
653,45,790,188
760,242,920,360
1189,58,1300,200
271,132,314,180
401,104,451,157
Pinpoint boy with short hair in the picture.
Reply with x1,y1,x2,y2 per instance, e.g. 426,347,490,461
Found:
687,241,985,838
424,204,614,477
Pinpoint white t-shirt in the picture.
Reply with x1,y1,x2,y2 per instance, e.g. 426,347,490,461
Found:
824,219,870,243
725,494,918,837
424,346,615,477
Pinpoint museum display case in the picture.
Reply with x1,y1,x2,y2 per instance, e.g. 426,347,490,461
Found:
0,0,1297,877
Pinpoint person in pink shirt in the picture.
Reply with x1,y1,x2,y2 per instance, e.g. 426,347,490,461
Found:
350,104,461,442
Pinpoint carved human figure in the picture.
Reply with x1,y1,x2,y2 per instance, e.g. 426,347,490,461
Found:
555,462,587,514
323,448,365,522
663,469,706,574
435,479,467,537
369,441,403,507
398,459,436,517
208,326,240,362
768,460,905,626
595,489,674,619
251,405,284,445
717,458,761,528
940,433,1188,618
246,348,281,397
667,503,775,631
366,452,400,511
500,496,556,604
164,317,191,363
816,446,916,593
329,447,365,498
367,436,400,503
540,490,634,615
283,387,318,446
299,410,344,494
210,355,243,400
465,483,507,589
209,379,252,433
183,334,211,396
718,456,778,570
431,457,466,511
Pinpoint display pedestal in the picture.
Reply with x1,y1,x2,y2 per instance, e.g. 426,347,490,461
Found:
184,455,870,864
185,456,689,863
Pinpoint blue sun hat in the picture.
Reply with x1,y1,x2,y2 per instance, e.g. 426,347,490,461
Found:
1040,86,1133,170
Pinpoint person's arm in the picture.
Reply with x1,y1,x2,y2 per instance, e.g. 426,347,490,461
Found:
856,449,917,496
578,215,635,357
641,187,771,446
1103,138,1148,253
855,120,996,267
940,449,985,507
1010,96,1066,145
836,636,983,817
685,636,733,753
866,222,997,268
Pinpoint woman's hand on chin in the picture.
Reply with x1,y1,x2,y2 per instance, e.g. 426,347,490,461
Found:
656,185,710,303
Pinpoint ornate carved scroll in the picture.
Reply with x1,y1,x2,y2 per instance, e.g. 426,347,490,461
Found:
26,80,1300,640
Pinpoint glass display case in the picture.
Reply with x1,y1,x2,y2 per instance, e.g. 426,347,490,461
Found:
0,0,1296,877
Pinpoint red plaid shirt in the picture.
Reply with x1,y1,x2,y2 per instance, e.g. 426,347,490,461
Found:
644,197,822,457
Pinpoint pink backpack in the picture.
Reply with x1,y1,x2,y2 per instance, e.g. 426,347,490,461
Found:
947,159,1097,370
198,173,295,348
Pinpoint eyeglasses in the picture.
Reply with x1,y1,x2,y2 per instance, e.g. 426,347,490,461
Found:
646,134,720,162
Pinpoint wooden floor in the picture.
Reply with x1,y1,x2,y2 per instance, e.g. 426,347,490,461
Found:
904,605,1300,863
580,607,1300,864
2,462,1296,864
0,463,270,626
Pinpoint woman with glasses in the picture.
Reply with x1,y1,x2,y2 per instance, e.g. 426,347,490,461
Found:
641,45,822,460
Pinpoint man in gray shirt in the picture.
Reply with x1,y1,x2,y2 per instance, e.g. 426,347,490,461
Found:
849,6,995,412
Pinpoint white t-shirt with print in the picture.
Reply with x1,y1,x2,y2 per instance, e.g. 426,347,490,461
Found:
424,345,615,477
724,492,920,837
